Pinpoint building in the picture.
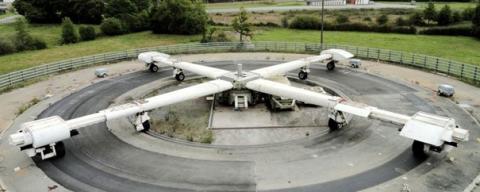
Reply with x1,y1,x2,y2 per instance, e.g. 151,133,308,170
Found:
305,0,370,6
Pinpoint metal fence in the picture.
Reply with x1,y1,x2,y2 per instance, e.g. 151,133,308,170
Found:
0,41,478,91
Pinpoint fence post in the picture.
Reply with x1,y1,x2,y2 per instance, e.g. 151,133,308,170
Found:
367,48,370,58
448,61,452,74
400,52,403,64
435,58,439,72
460,64,464,78
423,56,427,68
412,54,415,65
388,50,391,61
356,47,359,55
474,67,478,82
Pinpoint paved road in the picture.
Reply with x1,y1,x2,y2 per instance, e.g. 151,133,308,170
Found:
207,3,415,13
27,61,448,192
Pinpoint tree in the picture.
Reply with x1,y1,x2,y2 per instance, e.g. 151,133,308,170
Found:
13,0,67,23
13,0,102,24
132,0,152,11
473,2,480,38
437,5,453,26
61,18,79,44
66,0,104,24
473,2,480,26
79,26,96,41
423,2,437,25
409,11,425,26
150,0,208,35
376,15,389,25
232,7,253,42
201,26,217,43
105,0,138,18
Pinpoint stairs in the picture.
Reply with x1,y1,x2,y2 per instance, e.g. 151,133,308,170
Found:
234,95,248,110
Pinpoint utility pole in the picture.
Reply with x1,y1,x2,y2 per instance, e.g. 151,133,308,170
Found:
320,0,325,51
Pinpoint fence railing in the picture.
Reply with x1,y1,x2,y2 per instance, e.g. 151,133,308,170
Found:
0,41,478,91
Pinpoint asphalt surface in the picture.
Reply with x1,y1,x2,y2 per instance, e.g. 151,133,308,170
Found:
25,61,476,191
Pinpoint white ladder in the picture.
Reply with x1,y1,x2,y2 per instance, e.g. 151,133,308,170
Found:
234,95,248,110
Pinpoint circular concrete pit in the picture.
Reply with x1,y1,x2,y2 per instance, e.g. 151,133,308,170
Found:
3,60,480,192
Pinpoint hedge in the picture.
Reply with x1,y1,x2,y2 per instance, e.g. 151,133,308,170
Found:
420,26,473,36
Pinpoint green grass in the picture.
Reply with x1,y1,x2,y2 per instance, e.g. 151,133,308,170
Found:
255,28,480,65
0,31,200,74
205,1,303,9
415,2,478,11
0,23,63,46
0,12,16,19
1,26,479,74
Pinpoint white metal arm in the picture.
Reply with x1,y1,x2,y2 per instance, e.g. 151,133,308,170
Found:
251,55,331,78
9,80,233,149
246,79,469,146
246,79,341,108
251,49,354,78
139,52,230,79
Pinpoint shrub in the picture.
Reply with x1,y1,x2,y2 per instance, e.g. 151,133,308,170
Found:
395,17,408,26
79,26,96,41
30,38,47,49
324,22,417,34
363,17,372,22
452,11,462,23
377,15,389,25
215,31,231,42
474,3,480,26
473,27,480,38
409,11,425,26
437,5,453,26
100,18,124,36
281,16,289,28
420,26,472,36
253,22,279,27
151,0,208,35
0,38,16,55
463,8,475,21
61,18,79,44
289,15,320,29
13,18,47,51
336,15,349,24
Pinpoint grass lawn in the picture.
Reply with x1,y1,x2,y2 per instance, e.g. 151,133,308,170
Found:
205,1,303,9
0,23,63,46
255,28,480,65
1,26,479,74
0,12,16,19
0,31,200,74
415,2,478,11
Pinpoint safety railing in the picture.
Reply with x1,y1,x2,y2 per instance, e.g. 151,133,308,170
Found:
0,41,478,91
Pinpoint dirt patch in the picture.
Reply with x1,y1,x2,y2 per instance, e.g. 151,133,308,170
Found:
146,79,214,143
